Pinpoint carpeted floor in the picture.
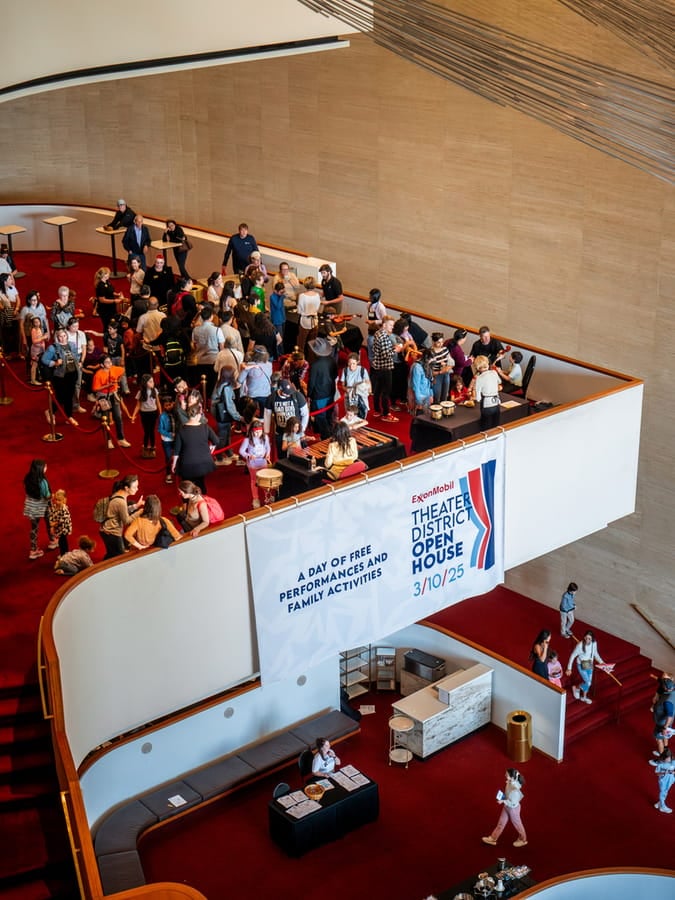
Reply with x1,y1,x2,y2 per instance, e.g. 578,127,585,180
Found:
1,253,671,899
139,700,671,900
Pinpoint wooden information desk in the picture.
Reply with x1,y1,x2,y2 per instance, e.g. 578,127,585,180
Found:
391,664,493,758
410,396,529,452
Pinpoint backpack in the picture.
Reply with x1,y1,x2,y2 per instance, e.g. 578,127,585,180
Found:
93,496,111,523
201,495,224,525
153,518,175,549
164,339,185,367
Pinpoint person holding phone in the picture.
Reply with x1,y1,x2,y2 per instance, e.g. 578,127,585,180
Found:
482,769,527,848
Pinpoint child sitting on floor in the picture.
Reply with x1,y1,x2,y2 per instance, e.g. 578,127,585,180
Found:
54,535,96,576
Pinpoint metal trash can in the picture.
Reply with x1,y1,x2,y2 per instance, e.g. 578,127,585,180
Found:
506,710,532,763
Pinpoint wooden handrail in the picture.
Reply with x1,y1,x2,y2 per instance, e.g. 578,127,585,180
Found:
631,602,675,652
60,790,86,899
37,615,54,720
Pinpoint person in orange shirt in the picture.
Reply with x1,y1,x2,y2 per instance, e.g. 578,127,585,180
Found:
92,355,131,448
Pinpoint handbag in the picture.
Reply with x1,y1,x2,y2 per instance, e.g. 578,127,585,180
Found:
580,659,593,671
181,237,193,252
154,517,175,549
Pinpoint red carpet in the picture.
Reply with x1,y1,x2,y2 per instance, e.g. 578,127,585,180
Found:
139,702,671,900
1,254,671,899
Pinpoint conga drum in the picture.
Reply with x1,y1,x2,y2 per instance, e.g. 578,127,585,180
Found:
255,467,284,505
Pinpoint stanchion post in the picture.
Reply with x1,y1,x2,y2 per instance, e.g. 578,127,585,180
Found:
201,373,207,411
0,351,14,405
42,382,64,442
99,416,119,480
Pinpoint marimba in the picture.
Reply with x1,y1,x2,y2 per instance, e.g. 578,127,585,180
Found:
304,427,396,464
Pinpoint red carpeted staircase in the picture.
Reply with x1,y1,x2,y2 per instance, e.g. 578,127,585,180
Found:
426,586,660,750
0,684,76,900
564,640,656,745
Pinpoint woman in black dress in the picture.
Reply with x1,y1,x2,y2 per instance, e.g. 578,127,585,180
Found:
171,400,218,494
530,630,551,680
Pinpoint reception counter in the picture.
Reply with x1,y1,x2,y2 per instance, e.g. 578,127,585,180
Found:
391,663,493,758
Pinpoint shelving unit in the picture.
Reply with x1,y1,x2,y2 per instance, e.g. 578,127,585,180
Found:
374,646,397,691
340,646,371,699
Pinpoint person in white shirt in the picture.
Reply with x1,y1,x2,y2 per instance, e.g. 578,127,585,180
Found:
498,350,524,393
296,276,322,353
482,769,528,848
311,737,341,775
66,317,87,412
566,630,605,704
473,355,501,430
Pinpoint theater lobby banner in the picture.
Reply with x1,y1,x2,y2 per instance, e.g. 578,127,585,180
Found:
246,437,505,683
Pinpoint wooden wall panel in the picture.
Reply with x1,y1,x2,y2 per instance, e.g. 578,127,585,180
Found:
1,1,673,668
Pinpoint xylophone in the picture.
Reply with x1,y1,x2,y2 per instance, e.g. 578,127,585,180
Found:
305,427,395,462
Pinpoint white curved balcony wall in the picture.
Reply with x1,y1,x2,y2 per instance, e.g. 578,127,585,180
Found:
81,655,340,828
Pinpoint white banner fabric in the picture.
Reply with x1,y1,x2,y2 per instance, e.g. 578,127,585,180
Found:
246,436,505,684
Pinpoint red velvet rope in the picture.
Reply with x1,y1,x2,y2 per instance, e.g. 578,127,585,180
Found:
0,353,44,392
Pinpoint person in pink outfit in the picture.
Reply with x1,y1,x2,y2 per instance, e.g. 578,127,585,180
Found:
238,419,271,509
482,769,528,848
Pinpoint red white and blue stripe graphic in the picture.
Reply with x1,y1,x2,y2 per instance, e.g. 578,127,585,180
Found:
461,459,497,570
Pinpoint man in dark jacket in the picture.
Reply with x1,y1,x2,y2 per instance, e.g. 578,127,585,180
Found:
122,214,152,269
222,222,258,275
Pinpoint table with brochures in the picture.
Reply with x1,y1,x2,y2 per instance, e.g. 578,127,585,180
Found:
268,766,379,856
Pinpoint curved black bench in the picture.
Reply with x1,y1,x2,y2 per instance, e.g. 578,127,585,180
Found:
93,709,360,895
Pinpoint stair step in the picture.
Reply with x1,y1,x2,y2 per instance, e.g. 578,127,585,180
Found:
0,860,76,900
0,721,50,751
0,747,54,780
0,689,42,729
0,807,69,882
0,778,59,811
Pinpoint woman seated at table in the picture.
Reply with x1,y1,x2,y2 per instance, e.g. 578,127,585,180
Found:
312,737,341,775
324,421,359,481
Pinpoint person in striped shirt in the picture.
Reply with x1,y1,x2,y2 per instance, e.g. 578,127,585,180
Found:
430,332,453,403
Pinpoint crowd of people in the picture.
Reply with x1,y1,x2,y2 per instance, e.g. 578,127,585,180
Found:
5,210,533,539
12,211,670,830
